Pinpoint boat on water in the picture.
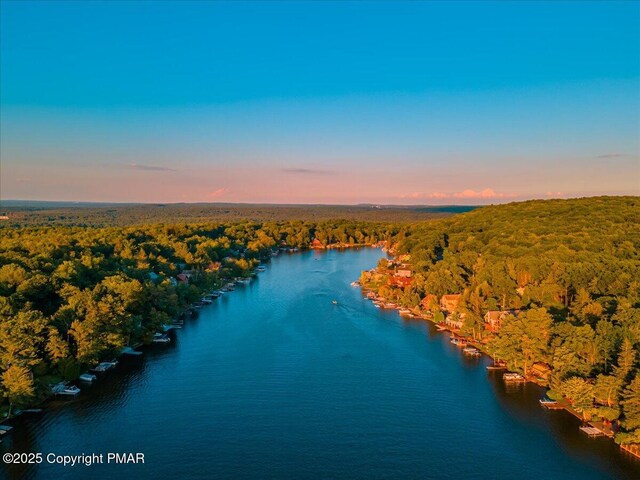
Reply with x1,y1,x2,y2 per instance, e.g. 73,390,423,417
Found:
463,347,481,357
52,383,81,396
350,281,360,287
486,362,507,370
503,372,526,382
398,309,412,316
61,385,81,396
332,300,338,305
121,346,142,356
92,361,116,372
539,397,560,408
256,266,267,272
79,373,97,382
22,409,43,414
152,333,171,344
201,298,213,304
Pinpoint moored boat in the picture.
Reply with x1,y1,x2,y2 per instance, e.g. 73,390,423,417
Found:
503,372,526,382
152,333,171,344
79,373,97,382
463,347,481,357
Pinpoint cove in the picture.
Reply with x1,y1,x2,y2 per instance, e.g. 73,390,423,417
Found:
1,248,638,479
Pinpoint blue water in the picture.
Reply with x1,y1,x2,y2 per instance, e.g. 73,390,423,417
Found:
2,249,638,479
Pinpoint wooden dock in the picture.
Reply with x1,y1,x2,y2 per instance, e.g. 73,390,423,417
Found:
580,426,604,437
539,400,564,410
620,444,640,459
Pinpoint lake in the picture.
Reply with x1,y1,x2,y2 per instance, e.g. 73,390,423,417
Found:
2,248,638,479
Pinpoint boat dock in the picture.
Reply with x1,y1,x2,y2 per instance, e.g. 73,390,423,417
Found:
579,426,604,437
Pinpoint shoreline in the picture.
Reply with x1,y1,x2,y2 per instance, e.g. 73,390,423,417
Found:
355,278,638,460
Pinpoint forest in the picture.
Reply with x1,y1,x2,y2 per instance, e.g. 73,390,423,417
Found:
1,196,639,449
0,220,400,414
0,202,473,227
369,196,640,446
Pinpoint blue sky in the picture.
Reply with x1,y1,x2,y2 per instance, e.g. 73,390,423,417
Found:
1,1,638,203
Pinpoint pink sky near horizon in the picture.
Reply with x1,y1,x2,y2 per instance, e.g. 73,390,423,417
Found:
2,157,638,205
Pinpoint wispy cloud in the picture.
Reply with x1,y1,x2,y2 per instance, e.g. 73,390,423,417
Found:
546,191,564,197
595,153,629,159
127,163,176,172
399,188,515,200
208,188,229,198
280,168,333,175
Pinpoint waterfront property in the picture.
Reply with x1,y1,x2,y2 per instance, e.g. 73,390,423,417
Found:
2,248,637,480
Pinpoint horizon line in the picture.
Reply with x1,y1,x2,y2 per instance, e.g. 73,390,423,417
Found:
1,194,637,209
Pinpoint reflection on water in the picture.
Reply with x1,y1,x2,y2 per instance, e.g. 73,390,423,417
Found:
2,249,639,479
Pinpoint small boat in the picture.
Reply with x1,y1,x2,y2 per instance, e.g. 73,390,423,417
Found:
152,333,171,344
79,373,97,382
398,309,412,316
503,372,526,382
436,324,448,331
22,409,43,414
257,266,266,272
121,346,142,356
332,300,338,305
539,398,560,408
56,385,80,396
92,362,111,372
486,363,507,370
463,347,481,357
350,281,360,287
201,298,212,304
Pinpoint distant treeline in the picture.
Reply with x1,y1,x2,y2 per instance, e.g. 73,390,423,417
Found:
0,202,476,227
0,220,400,411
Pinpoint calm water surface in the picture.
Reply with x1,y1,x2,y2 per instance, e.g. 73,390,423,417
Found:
2,249,639,479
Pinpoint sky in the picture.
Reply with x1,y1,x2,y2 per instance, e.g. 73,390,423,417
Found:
1,0,639,205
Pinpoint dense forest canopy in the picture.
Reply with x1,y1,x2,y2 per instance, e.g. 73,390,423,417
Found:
1,196,639,448
0,219,400,411
371,196,640,445
0,202,474,227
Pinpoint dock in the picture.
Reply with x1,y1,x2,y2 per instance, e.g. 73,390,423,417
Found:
621,444,640,459
539,400,564,410
579,426,604,437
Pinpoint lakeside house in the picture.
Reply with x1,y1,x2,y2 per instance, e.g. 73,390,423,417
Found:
484,309,521,331
391,276,413,288
445,312,465,330
420,294,438,312
176,273,191,284
440,294,461,313
387,264,413,288
530,362,552,382
395,268,412,278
